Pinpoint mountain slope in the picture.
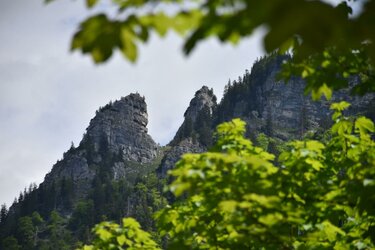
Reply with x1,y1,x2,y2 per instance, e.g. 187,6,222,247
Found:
1,54,374,249
0,94,166,248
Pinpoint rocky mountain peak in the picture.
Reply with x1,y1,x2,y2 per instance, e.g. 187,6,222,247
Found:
83,93,158,164
183,86,217,124
168,86,217,147
159,86,216,177
42,93,160,209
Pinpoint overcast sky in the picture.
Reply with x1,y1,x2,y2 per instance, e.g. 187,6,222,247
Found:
0,0,266,206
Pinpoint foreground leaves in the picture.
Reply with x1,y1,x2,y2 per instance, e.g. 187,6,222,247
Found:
48,0,375,97
156,103,375,249
62,0,375,63
80,218,161,250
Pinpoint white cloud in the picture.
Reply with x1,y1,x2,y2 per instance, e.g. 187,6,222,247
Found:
0,0,264,207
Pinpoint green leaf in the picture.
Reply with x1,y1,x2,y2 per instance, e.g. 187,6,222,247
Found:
354,241,368,250
363,179,375,186
332,120,353,135
71,14,118,63
278,37,295,54
302,69,309,78
306,140,325,152
305,158,324,171
219,200,237,213
120,27,137,62
152,13,171,37
244,194,281,208
258,213,283,226
324,189,342,201
123,218,141,229
86,0,98,8
320,221,345,242
96,227,112,241
292,193,306,204
312,83,332,100
228,32,241,44
117,235,126,246
355,116,375,136
169,182,191,197
321,60,331,68
330,101,351,112
172,10,202,36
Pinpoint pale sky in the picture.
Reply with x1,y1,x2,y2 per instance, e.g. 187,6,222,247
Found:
0,0,266,207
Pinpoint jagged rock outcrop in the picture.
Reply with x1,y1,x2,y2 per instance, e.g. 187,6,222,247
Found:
170,86,217,145
158,86,217,178
182,86,217,124
84,93,158,163
43,93,160,210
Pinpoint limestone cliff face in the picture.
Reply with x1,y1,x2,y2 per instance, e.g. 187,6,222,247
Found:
242,64,329,139
158,86,216,178
43,151,94,202
84,93,158,164
182,86,217,125
43,93,160,209
216,55,375,140
170,86,217,145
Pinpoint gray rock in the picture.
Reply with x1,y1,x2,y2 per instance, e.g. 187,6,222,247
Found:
44,152,94,201
42,93,160,212
84,93,159,163
158,86,217,178
157,138,205,178
222,56,375,140
170,86,217,146
160,56,375,177
183,86,217,124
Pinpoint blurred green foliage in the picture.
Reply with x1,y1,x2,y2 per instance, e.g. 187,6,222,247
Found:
156,105,375,249
48,0,375,98
79,218,161,250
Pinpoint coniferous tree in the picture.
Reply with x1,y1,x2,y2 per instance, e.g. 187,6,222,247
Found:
1,236,20,250
223,79,231,96
16,216,34,249
31,212,43,248
0,204,7,225
69,200,95,241
47,211,72,249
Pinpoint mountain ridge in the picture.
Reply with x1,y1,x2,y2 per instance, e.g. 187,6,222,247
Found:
1,54,374,249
